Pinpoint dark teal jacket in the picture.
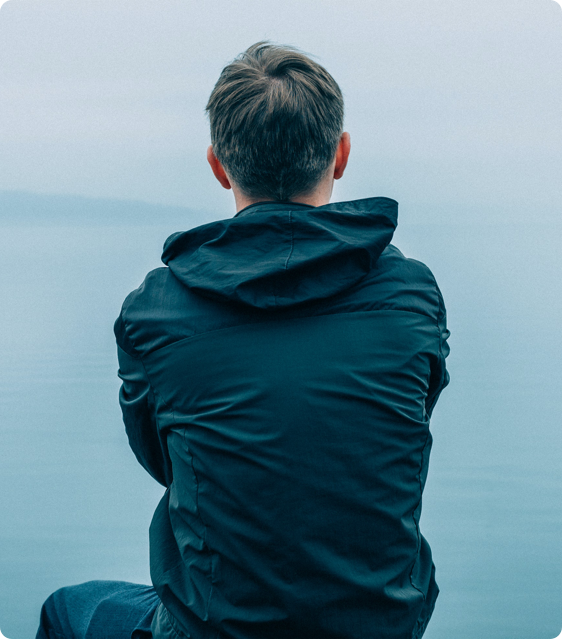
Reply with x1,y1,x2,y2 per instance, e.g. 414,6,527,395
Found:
114,198,450,639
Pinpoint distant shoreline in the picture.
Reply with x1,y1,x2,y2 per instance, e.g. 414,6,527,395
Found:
0,190,212,227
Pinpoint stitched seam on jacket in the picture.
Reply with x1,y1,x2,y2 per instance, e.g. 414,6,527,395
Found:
423,273,448,418
407,275,444,599
117,315,176,418
411,591,438,639
408,429,430,601
431,274,448,382
139,308,436,358
164,605,190,639
116,312,142,359
437,285,448,379
432,279,449,413
181,427,216,619
138,355,177,421
118,314,170,413
118,313,175,487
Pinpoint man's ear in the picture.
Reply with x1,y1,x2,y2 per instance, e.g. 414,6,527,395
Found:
334,132,351,180
207,146,232,190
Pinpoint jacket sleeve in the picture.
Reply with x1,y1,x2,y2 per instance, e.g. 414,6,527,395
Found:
425,284,451,419
114,314,172,488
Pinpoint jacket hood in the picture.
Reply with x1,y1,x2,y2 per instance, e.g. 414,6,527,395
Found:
162,197,398,309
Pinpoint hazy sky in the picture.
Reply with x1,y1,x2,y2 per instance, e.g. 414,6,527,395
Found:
0,0,561,222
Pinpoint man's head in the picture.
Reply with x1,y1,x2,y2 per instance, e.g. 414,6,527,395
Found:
206,42,350,208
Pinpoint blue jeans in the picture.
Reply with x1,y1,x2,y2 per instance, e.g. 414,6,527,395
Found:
36,580,160,639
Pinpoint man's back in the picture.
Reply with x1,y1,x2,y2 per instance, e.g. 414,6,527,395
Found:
115,198,450,639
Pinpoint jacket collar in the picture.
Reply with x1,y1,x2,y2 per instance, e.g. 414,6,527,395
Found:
234,200,316,219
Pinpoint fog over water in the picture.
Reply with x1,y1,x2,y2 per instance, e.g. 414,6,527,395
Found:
0,1,561,638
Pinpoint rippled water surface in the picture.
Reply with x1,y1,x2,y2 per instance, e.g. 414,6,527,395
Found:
1,219,561,639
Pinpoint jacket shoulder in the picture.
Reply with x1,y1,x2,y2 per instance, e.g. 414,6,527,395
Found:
120,267,175,315
115,267,185,355
382,244,436,280
363,244,445,322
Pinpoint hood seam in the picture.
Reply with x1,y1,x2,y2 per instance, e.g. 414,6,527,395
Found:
284,210,295,271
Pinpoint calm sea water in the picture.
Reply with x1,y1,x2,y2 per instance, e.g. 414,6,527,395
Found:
0,218,561,639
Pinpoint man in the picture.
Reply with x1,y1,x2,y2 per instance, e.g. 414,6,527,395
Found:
37,42,450,639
